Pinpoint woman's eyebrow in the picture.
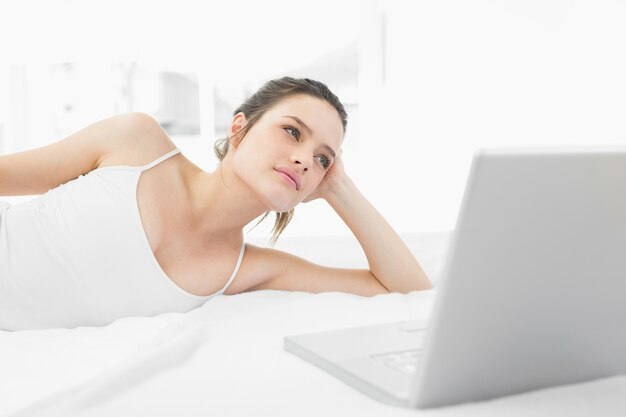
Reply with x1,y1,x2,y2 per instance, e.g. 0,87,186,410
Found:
283,115,337,158
321,144,336,159
283,115,313,135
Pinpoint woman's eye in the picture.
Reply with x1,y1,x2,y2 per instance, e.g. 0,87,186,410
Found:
285,127,300,140
316,155,331,169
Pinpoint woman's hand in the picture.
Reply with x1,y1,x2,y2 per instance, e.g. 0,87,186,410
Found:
303,149,346,203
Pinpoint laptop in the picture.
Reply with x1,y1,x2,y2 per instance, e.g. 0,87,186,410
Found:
284,146,626,409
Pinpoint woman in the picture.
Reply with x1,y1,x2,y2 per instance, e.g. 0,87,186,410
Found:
0,77,432,331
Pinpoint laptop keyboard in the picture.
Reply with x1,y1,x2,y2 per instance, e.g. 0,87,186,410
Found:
372,349,421,376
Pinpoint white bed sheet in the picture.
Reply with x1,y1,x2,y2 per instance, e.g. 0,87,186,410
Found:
1,232,625,417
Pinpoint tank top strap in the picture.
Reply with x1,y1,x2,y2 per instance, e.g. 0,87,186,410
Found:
139,148,181,172
218,242,246,295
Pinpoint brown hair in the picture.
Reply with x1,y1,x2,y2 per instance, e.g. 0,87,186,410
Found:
214,76,348,244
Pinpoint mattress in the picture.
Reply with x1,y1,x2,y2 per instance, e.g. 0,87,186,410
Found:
1,231,625,417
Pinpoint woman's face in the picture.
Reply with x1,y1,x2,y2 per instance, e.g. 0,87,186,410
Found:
229,94,344,213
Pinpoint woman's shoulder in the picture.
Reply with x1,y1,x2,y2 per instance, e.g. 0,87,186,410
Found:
0,112,178,196
96,112,178,169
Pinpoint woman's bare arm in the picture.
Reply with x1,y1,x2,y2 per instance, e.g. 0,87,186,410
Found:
317,159,432,293
246,157,433,295
0,112,169,196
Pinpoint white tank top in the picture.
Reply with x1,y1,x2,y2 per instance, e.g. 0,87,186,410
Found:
0,149,245,331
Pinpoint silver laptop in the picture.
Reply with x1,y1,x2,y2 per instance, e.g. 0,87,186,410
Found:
284,146,626,409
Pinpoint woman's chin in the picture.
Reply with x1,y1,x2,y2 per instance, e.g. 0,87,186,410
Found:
266,197,298,213
268,202,296,213
261,189,299,213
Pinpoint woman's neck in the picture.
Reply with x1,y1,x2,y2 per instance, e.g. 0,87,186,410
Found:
182,160,267,238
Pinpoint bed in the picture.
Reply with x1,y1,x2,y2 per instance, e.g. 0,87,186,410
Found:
1,231,625,417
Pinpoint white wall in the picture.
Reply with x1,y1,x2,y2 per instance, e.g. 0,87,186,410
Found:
373,0,626,233
2,0,626,239
286,0,626,237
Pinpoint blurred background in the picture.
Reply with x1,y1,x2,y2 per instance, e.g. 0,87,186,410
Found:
1,0,625,238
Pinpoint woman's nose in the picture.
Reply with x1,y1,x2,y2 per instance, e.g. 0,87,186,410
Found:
292,154,309,172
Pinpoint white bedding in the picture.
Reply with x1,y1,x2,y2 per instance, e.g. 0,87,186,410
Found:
1,232,625,417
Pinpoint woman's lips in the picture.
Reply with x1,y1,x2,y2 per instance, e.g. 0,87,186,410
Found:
275,167,301,190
